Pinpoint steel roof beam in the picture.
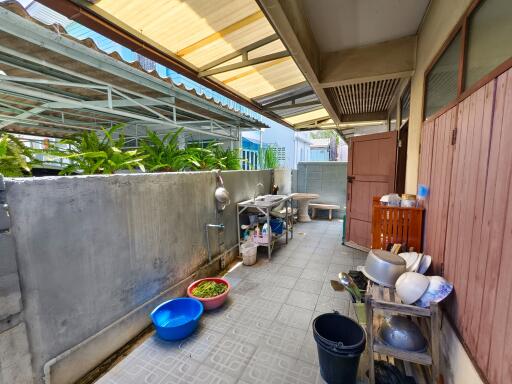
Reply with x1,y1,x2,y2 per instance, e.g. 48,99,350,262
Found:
0,81,239,140
199,34,280,72
0,106,45,129
267,100,321,111
0,47,247,131
199,51,289,77
0,8,261,126
262,90,315,108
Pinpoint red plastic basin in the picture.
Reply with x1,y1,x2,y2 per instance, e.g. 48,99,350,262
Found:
187,277,230,310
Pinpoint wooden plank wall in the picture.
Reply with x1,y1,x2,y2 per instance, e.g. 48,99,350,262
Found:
418,68,512,383
424,108,455,274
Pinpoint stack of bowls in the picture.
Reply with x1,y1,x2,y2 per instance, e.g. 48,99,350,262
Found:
396,272,453,307
414,276,453,308
395,272,430,304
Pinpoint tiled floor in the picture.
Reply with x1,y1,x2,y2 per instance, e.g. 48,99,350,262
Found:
96,220,367,384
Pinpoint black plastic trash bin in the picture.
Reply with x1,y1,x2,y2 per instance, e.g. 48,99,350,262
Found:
313,313,366,384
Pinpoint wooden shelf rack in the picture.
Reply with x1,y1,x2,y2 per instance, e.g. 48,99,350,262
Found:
365,281,440,384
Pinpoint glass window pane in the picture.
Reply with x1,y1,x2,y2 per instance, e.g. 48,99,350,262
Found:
425,32,461,118
464,0,512,89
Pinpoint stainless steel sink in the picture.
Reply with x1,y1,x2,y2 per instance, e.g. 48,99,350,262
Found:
254,194,287,205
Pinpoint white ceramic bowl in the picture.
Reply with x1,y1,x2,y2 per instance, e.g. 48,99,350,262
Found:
414,276,453,308
398,252,419,272
417,255,432,274
395,272,430,304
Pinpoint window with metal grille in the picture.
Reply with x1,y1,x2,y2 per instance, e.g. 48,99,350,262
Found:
275,146,286,161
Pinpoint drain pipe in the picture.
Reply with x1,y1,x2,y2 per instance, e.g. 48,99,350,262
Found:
205,223,225,263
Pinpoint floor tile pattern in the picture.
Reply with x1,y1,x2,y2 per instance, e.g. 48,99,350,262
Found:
96,220,366,384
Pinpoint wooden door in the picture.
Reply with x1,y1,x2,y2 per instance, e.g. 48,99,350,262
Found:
346,131,397,249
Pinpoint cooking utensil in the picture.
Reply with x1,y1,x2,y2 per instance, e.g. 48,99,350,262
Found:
341,272,362,301
390,243,402,254
378,315,427,352
362,249,406,288
337,274,357,302
348,270,368,292
339,272,362,302
330,280,345,292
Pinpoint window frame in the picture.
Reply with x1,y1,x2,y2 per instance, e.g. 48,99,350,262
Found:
423,0,512,121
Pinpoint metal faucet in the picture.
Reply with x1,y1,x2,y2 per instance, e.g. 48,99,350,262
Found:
253,182,264,202
205,223,225,263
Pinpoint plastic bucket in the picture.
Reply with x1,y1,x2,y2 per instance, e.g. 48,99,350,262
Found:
240,242,257,265
313,313,366,384
270,218,284,235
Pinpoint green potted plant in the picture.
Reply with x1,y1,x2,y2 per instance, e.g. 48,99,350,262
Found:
140,128,185,172
0,133,38,177
47,125,146,175
259,145,279,169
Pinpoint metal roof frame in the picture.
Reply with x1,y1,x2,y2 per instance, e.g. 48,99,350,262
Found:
0,5,268,140
37,0,296,128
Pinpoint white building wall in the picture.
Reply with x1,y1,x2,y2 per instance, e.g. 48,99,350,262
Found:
242,121,312,169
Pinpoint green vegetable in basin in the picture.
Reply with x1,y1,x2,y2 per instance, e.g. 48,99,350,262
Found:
191,280,228,298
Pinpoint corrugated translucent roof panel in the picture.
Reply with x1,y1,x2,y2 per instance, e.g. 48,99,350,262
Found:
284,108,330,125
88,0,312,125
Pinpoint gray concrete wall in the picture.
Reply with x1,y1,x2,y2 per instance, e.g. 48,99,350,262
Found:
296,162,347,218
0,175,34,384
4,170,271,384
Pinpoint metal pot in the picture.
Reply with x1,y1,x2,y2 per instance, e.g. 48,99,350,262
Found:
214,187,230,204
378,315,427,352
362,249,406,287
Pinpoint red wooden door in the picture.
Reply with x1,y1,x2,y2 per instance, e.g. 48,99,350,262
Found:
346,131,397,249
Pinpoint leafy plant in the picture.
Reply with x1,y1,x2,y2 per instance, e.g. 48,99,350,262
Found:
181,142,241,171
47,125,146,175
259,146,279,169
182,145,218,171
191,280,228,298
210,144,242,170
140,128,185,172
0,133,38,177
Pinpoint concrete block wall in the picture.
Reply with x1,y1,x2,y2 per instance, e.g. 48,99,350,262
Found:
0,175,34,383
3,170,271,384
296,162,347,218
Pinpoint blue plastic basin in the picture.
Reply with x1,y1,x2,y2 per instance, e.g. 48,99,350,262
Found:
151,298,204,341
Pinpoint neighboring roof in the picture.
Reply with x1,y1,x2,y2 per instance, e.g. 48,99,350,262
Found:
0,1,268,138
241,136,261,151
37,0,330,130
310,138,331,148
